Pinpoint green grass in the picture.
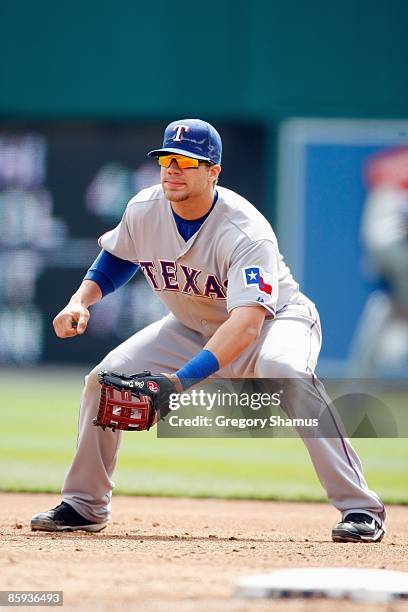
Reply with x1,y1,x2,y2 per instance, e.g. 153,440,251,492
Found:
1,370,407,503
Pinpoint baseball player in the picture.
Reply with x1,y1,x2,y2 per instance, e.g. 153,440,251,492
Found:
31,119,386,542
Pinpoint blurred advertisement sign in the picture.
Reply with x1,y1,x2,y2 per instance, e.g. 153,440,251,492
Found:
278,119,408,377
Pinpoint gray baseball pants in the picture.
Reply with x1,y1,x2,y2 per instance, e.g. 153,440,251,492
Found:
62,308,385,526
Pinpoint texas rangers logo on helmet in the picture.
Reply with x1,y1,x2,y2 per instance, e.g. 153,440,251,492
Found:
147,380,159,393
243,266,273,296
172,125,190,142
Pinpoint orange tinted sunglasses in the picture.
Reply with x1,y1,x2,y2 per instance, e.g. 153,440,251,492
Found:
158,154,201,169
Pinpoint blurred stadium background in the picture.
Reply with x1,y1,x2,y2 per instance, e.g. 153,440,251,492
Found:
1,1,407,500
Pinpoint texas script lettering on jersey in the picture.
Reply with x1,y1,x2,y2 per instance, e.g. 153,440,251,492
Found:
139,260,227,299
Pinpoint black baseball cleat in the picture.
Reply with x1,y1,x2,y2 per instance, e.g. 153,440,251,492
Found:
332,512,385,543
30,502,107,533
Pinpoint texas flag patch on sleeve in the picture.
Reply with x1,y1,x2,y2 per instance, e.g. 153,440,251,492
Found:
243,266,273,295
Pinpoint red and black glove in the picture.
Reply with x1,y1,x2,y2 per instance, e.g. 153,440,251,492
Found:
94,370,178,432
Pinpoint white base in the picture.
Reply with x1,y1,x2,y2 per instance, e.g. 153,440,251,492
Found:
235,567,408,602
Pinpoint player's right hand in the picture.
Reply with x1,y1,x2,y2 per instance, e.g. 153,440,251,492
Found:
53,302,90,338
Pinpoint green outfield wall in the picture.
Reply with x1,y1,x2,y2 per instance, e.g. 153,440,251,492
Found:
1,0,407,119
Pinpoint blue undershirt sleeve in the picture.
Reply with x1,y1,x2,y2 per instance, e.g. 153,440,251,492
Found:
84,250,139,297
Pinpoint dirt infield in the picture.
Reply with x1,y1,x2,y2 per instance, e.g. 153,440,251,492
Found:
1,494,408,612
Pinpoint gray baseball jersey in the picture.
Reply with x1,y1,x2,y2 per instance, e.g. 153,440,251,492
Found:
99,184,310,336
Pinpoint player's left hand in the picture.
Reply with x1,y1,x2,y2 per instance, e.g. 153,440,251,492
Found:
97,370,180,421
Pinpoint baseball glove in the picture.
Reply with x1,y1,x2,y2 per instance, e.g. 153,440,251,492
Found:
93,370,177,432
